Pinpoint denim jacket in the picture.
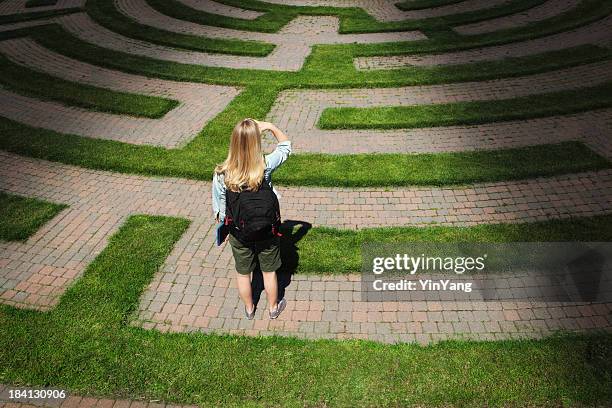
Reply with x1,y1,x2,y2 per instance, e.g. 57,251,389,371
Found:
212,140,292,221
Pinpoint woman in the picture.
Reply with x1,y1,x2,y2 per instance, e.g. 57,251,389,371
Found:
212,118,291,320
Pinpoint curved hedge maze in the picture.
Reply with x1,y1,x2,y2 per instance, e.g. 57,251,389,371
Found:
1,0,611,343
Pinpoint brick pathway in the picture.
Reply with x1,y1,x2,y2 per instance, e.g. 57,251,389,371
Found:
0,384,197,408
118,0,423,44
0,0,82,15
112,0,425,71
265,108,612,157
258,0,510,22
54,12,422,72
354,13,612,69
175,0,263,20
0,37,241,147
455,0,581,35
266,61,612,152
0,17,61,32
0,0,610,346
1,152,610,342
4,35,607,150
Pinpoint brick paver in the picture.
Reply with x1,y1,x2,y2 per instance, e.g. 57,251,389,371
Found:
0,153,610,342
455,0,581,35
0,0,611,345
117,0,426,45
60,2,424,72
266,61,612,153
265,108,612,157
175,0,264,20
354,13,612,69
258,0,510,22
4,36,608,151
0,383,197,408
0,0,81,15
0,38,241,147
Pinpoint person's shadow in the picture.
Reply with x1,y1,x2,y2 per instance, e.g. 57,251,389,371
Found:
251,220,312,307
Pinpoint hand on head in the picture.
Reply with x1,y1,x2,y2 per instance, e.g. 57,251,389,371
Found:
252,119,274,132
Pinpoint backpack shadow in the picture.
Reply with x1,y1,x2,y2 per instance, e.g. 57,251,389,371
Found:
251,220,312,306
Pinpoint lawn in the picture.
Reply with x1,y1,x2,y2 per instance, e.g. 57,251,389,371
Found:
1,214,610,407
1,0,611,405
0,0,610,187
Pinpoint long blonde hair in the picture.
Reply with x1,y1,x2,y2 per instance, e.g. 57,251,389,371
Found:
215,118,265,192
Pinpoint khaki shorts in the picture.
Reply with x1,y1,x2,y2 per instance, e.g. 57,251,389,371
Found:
228,234,281,275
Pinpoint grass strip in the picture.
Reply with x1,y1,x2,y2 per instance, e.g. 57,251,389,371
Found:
301,44,612,87
32,22,612,88
284,215,612,273
0,55,179,118
319,82,612,129
146,0,356,33
0,191,66,241
25,0,57,7
341,0,551,33
0,7,79,24
86,0,274,56
0,214,610,406
0,28,608,187
275,142,609,187
396,0,466,11
0,113,607,186
156,0,549,34
346,0,612,55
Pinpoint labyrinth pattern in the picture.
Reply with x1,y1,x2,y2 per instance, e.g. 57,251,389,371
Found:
1,0,611,344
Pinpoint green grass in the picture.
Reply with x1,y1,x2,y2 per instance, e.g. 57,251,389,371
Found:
1,113,607,186
276,142,610,187
25,0,57,7
153,0,550,34
0,2,610,188
0,23,609,187
31,23,612,88
286,215,612,273
0,192,66,241
319,83,612,129
1,214,610,406
0,55,179,118
345,0,612,54
396,0,466,11
86,0,275,56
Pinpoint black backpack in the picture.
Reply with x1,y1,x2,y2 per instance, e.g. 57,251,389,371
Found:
225,176,281,244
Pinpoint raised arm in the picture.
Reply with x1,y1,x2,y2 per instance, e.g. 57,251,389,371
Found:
255,120,289,143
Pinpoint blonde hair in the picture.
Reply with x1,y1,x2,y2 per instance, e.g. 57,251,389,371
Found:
215,118,265,192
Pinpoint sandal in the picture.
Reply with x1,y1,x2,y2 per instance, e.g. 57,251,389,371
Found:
269,298,287,320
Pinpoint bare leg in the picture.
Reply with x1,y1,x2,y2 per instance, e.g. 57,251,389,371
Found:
236,272,254,313
262,271,278,311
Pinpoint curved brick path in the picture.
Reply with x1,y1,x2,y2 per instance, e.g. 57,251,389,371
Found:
354,13,612,69
0,0,610,346
3,37,608,149
1,152,610,342
176,0,264,20
118,0,422,44
265,109,612,157
265,60,612,152
0,0,82,15
455,0,581,35
56,12,422,72
257,0,510,22
114,0,424,71
0,38,241,147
